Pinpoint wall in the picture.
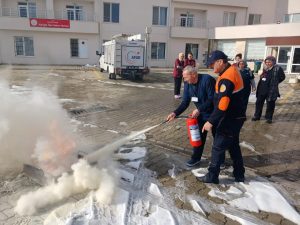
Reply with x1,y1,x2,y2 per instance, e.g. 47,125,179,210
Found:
288,0,300,14
0,30,99,65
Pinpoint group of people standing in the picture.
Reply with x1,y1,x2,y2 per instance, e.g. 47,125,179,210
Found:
167,50,285,184
172,52,196,99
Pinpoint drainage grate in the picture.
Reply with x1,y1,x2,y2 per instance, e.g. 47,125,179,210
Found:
69,104,110,116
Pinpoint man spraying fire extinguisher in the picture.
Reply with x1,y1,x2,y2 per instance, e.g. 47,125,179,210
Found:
166,66,215,167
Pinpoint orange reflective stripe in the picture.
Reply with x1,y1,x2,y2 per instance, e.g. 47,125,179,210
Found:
218,96,230,111
216,65,244,93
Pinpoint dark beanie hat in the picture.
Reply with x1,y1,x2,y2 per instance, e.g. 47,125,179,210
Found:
265,56,276,64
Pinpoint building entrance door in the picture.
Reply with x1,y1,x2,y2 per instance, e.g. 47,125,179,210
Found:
290,47,300,73
79,40,88,58
277,47,291,72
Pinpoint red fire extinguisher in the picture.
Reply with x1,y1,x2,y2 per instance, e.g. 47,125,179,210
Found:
186,117,202,147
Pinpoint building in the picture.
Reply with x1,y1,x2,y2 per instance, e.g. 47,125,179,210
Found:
0,0,299,74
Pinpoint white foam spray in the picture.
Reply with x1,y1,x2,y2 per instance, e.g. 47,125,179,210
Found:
0,80,77,177
15,159,118,215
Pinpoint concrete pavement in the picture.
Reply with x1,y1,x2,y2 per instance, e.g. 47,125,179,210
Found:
0,65,299,225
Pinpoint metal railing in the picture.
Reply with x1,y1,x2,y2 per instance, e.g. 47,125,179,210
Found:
174,17,207,28
0,7,95,22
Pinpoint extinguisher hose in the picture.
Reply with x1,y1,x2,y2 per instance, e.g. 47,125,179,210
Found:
160,115,189,125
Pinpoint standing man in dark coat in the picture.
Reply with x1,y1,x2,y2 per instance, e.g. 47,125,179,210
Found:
252,56,285,123
166,66,215,167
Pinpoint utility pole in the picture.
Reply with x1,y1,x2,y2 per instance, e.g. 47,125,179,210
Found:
145,26,152,69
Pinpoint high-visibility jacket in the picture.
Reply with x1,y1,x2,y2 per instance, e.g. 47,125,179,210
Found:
208,64,246,130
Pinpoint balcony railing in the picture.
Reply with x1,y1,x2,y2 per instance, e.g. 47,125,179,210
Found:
174,17,207,28
0,7,95,22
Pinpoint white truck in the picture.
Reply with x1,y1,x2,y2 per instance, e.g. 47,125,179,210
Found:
97,34,149,80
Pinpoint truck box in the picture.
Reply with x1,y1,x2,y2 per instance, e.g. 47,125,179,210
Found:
99,34,149,80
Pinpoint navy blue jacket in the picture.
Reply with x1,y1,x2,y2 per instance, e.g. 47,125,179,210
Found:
174,74,215,121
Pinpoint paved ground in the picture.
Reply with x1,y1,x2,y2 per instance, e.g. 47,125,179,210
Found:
0,65,299,225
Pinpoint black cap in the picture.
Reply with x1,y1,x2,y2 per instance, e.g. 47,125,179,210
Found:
206,50,228,66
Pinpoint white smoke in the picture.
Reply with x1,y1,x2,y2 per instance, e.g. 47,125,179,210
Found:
15,159,118,215
0,80,76,176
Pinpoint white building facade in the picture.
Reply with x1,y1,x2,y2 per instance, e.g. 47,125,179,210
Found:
0,0,299,74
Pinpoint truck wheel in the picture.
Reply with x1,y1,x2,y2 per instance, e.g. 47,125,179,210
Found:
100,68,104,72
111,73,117,80
138,74,144,80
109,73,112,79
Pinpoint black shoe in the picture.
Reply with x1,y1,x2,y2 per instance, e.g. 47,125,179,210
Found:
266,119,272,124
186,158,200,167
251,117,260,121
235,177,245,182
196,173,219,184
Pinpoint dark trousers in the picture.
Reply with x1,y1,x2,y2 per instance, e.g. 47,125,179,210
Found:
174,77,182,95
191,119,209,161
208,120,245,179
254,95,276,120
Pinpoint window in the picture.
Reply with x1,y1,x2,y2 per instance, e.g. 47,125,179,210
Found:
152,6,167,26
217,41,236,60
18,2,36,18
66,5,83,20
14,37,34,56
180,13,194,27
103,3,119,23
284,13,300,23
248,14,261,25
223,12,236,26
245,40,265,61
185,44,198,59
151,42,166,59
70,39,79,57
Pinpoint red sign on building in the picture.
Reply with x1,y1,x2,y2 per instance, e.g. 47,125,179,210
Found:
29,18,70,28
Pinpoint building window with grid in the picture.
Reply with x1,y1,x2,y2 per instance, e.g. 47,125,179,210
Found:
18,2,36,18
103,3,119,23
248,14,261,25
70,39,79,57
151,42,166,59
223,12,236,26
14,37,34,56
66,5,83,20
152,6,167,26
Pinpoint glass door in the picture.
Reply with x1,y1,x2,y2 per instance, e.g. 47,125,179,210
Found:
277,47,291,72
291,47,300,73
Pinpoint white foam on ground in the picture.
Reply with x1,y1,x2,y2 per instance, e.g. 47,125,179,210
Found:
83,123,97,128
126,161,141,170
107,129,119,134
222,212,258,225
148,183,163,198
264,134,274,140
239,141,255,152
59,98,75,103
191,168,207,178
189,200,206,216
44,188,129,225
208,181,300,224
116,147,147,160
119,169,135,183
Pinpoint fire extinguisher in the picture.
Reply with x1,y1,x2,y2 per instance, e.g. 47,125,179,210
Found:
186,117,202,147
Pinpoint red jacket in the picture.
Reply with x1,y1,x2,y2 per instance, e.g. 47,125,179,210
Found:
184,59,196,68
173,58,184,78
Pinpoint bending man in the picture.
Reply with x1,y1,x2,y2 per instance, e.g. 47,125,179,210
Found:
166,66,215,167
